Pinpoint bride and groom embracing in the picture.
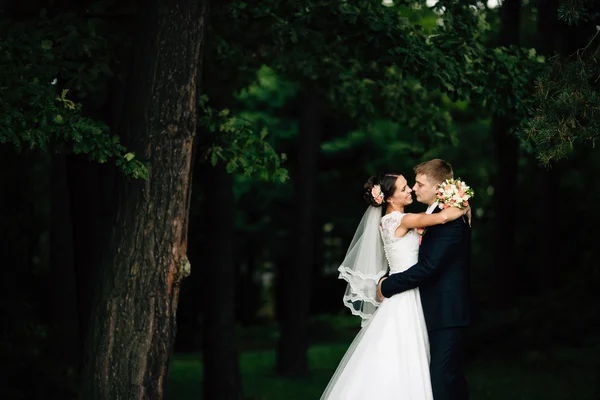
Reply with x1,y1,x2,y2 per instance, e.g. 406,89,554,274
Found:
322,159,473,400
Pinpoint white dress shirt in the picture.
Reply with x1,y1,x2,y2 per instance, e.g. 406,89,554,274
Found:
426,202,439,215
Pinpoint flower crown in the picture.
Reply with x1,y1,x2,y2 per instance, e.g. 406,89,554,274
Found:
371,184,385,205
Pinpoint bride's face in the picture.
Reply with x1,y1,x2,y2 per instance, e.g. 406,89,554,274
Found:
388,175,413,207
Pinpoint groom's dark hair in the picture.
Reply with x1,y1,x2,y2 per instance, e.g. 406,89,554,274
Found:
414,159,453,184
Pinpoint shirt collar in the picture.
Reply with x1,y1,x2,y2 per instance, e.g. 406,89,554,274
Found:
426,202,439,214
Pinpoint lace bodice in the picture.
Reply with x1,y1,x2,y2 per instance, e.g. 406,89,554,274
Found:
379,212,420,274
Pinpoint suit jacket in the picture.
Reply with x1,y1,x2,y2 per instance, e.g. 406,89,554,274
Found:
380,207,472,331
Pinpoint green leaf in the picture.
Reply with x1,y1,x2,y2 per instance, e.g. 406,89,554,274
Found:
41,40,53,50
260,127,268,140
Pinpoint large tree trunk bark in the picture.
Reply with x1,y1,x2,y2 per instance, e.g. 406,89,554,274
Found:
80,0,208,398
276,95,322,377
200,163,244,399
491,0,521,300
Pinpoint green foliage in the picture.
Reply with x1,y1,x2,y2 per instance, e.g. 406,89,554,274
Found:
209,0,600,169
557,0,589,26
213,0,490,139
198,96,288,183
212,0,587,167
519,33,600,166
0,12,147,179
476,46,544,117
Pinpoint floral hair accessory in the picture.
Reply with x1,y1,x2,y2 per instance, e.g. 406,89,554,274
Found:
436,178,474,210
371,184,385,205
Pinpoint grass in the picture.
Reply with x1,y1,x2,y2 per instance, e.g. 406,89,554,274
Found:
169,341,600,400
168,343,345,400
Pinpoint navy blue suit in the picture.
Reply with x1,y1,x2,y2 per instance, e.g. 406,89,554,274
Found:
381,207,472,400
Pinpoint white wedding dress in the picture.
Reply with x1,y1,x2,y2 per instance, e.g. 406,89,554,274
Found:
321,211,433,399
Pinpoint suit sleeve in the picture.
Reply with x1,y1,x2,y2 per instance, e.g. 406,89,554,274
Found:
380,221,462,297
379,269,390,283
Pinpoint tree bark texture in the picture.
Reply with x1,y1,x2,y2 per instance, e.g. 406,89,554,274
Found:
80,0,208,398
491,0,521,299
200,163,244,400
276,95,323,377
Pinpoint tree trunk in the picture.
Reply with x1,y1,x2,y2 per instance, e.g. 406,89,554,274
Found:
66,156,110,369
0,146,40,393
491,0,521,300
49,154,80,370
200,163,244,399
80,0,208,398
276,95,322,377
237,248,261,325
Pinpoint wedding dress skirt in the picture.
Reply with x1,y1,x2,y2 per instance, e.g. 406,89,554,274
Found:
320,286,432,399
321,212,433,399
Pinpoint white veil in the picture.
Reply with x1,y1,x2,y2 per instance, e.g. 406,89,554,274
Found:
338,206,389,327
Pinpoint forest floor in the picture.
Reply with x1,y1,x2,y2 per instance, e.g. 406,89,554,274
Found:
169,315,600,400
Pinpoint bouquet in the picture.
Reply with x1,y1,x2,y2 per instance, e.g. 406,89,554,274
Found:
436,178,474,210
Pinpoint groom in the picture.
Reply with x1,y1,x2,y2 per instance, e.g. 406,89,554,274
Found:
377,159,472,400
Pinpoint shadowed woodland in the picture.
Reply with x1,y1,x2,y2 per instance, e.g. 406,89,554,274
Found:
1,0,599,399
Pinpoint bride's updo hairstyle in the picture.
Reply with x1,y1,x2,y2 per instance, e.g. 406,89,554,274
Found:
363,174,400,208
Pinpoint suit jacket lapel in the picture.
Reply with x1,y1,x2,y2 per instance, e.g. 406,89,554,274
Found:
420,205,440,253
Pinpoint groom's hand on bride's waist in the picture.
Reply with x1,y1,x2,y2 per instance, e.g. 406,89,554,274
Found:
377,277,387,302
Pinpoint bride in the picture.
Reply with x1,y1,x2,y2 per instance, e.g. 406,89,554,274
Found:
321,173,466,399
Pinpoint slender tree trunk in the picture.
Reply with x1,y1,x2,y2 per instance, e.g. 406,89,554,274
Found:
65,156,107,368
491,0,521,299
200,163,244,399
49,154,80,370
80,0,208,397
0,146,39,391
276,95,322,377
237,249,260,325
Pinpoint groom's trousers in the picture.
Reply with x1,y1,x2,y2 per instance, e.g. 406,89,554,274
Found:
428,327,469,400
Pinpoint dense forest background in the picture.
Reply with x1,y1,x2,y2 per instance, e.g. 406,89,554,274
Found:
1,0,599,399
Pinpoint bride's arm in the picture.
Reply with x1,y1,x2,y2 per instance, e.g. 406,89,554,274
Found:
400,207,466,230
